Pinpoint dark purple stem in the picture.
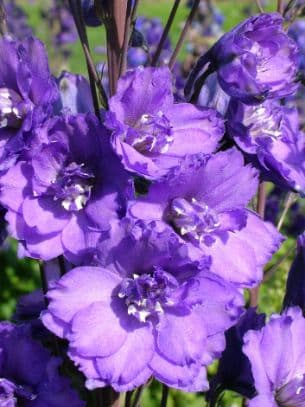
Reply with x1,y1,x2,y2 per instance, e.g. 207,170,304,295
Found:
131,385,144,407
151,0,181,67
160,385,169,407
168,0,200,70
39,261,49,306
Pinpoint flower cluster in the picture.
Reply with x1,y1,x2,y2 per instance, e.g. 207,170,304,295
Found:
0,2,304,405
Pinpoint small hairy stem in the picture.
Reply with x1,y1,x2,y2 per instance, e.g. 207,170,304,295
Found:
277,0,285,14
130,0,140,24
263,244,296,282
277,192,296,231
255,0,264,13
168,0,200,70
68,0,108,112
256,182,267,219
151,0,181,66
119,0,133,77
160,385,169,407
249,183,267,307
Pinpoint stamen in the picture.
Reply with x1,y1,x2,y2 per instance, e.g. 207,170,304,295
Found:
169,197,220,244
126,111,173,154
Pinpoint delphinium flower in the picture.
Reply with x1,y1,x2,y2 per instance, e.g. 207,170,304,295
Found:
42,221,244,392
289,20,305,72
208,308,266,404
55,71,94,114
265,186,285,226
104,66,225,179
0,113,131,262
227,100,305,194
243,307,305,406
127,16,171,67
0,322,84,406
4,0,33,40
185,13,299,104
285,200,305,237
286,20,305,129
187,0,224,40
0,37,58,172
128,148,283,287
45,0,77,60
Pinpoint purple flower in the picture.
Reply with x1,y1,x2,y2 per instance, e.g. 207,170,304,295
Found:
0,37,58,172
0,114,131,262
128,148,283,287
243,307,305,406
5,0,33,40
48,1,77,47
42,222,244,392
133,16,171,64
209,308,266,403
186,13,299,104
55,71,94,114
227,99,305,193
0,322,84,406
105,67,224,179
288,19,305,72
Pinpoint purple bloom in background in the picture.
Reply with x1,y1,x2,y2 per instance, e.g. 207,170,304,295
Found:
288,19,305,72
42,221,244,392
49,0,77,47
55,71,94,114
129,16,171,66
0,322,84,406
209,308,266,403
227,99,305,194
105,67,224,179
129,148,282,287
0,37,58,172
283,233,305,313
127,47,149,69
0,114,131,262
185,13,299,104
243,307,305,406
4,0,33,40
